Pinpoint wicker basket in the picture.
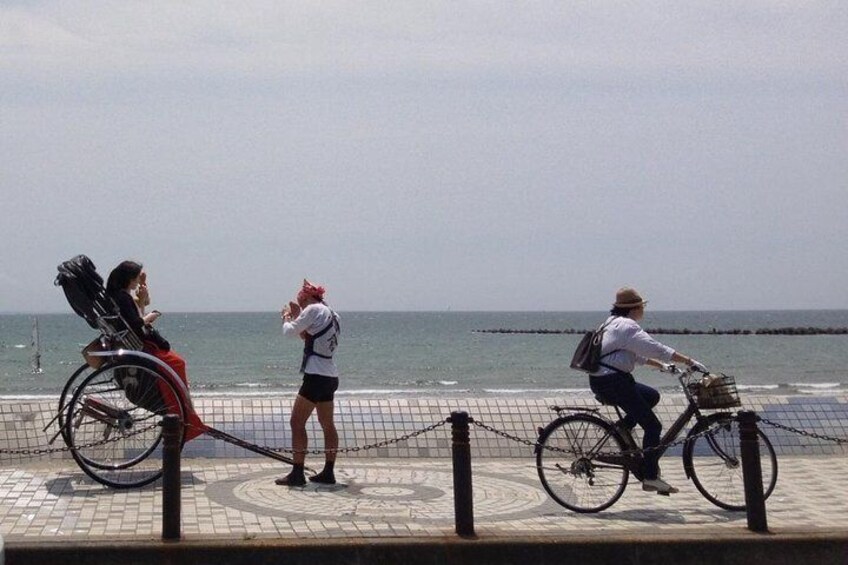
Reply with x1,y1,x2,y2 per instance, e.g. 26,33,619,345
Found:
687,374,741,409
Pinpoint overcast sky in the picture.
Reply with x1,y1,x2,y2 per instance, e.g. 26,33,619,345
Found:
1,2,846,313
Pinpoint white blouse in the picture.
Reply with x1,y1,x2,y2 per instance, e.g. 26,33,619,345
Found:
590,316,675,377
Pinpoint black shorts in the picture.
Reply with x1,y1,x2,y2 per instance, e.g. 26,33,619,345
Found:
298,373,339,403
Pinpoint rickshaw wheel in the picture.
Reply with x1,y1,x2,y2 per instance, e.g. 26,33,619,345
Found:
65,361,187,489
58,363,95,448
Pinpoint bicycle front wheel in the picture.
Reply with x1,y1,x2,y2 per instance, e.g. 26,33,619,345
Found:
536,414,629,513
685,414,778,511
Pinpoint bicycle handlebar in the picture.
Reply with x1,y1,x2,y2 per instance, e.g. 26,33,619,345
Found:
665,364,709,377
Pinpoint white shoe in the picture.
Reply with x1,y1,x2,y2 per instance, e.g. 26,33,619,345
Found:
642,477,679,495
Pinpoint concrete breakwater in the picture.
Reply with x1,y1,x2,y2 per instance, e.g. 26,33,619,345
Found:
474,327,848,335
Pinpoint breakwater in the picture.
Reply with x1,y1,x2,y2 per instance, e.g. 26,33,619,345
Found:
473,327,848,335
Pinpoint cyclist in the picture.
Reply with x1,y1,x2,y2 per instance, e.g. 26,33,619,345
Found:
589,287,706,495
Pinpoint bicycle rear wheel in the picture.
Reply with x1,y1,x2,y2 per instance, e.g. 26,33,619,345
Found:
536,414,629,513
685,413,778,511
65,362,186,489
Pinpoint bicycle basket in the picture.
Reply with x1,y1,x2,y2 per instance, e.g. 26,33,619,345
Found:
686,374,741,409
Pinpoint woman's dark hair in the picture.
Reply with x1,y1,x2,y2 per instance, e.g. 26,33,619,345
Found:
106,260,143,294
610,306,633,317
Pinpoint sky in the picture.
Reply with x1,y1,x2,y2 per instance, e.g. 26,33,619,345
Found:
1,2,846,313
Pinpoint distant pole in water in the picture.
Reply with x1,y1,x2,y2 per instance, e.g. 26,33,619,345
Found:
30,317,43,374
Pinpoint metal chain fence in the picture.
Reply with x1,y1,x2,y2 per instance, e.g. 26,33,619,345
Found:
0,422,160,456
3,413,847,461
470,417,727,458
758,417,848,445
197,418,451,456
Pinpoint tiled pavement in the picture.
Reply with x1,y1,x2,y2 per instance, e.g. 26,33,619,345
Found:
1,455,847,541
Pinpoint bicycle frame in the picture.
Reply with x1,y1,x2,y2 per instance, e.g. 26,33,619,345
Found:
587,369,720,475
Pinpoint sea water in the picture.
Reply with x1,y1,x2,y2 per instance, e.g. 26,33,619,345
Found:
1,310,847,398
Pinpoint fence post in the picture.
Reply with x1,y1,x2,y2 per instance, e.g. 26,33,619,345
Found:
162,414,183,541
738,410,768,533
450,411,475,537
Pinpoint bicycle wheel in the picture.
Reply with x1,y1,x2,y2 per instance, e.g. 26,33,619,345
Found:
685,413,778,511
65,361,186,489
536,414,629,513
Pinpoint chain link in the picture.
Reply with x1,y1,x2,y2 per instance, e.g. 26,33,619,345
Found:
199,418,451,456
0,422,161,456
471,417,735,458
759,417,848,445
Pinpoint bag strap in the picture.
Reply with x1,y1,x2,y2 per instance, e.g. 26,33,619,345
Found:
597,360,620,371
594,317,618,358
596,318,615,333
595,317,622,371
599,348,621,360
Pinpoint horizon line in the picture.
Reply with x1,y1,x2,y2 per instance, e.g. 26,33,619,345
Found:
3,307,848,316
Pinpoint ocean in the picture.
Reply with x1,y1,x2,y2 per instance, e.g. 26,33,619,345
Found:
1,310,847,399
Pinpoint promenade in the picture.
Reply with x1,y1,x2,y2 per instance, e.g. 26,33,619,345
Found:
2,455,848,564
2,455,848,539
2,395,847,563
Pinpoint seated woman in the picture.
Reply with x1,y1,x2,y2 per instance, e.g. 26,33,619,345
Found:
106,260,204,440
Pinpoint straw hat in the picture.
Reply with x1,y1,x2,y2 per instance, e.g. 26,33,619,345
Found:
613,287,647,309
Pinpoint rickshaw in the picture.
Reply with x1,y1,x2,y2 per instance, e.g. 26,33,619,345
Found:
48,255,296,489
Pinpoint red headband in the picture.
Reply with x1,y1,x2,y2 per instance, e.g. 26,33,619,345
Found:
297,280,325,301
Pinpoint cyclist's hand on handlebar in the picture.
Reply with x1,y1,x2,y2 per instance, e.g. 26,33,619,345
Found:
688,359,708,373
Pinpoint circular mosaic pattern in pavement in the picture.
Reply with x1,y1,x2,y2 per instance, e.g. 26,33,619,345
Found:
206,462,552,522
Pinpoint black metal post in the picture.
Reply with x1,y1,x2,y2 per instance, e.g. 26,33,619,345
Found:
162,414,183,541
738,410,768,533
450,410,475,537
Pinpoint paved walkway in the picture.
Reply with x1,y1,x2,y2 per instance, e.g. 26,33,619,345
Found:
2,455,847,541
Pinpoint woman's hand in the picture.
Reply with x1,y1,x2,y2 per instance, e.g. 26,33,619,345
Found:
143,310,161,324
688,359,708,373
288,301,301,319
136,284,151,308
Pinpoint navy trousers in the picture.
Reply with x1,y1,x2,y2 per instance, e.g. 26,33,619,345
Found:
589,372,662,480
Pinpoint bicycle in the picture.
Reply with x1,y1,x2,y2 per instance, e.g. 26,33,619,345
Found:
535,366,778,513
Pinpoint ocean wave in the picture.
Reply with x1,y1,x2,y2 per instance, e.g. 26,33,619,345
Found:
336,388,472,396
0,394,56,401
737,384,781,391
789,382,841,389
482,388,592,395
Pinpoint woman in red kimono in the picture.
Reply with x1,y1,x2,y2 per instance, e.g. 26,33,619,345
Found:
106,260,204,440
